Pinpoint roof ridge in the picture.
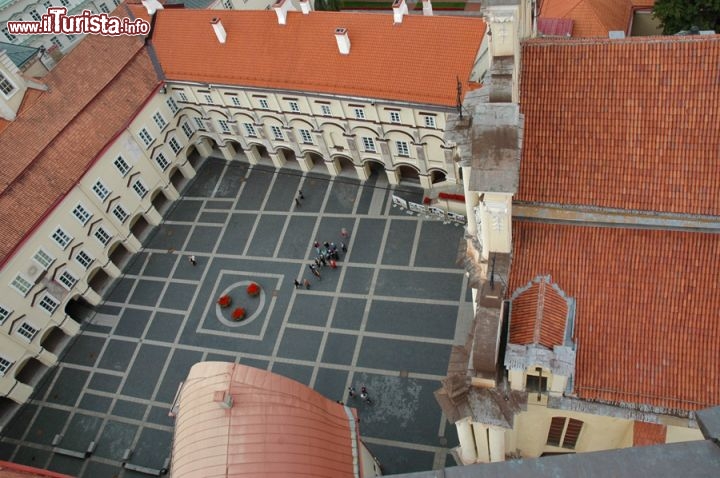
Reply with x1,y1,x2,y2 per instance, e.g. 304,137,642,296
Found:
525,33,720,46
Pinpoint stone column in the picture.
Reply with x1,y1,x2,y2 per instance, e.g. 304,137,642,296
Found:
218,142,236,160
355,163,370,182
195,137,214,158
463,166,480,237
7,381,33,404
472,423,491,463
270,150,287,169
104,260,121,279
144,206,163,227
385,168,400,185
325,158,340,177
419,174,432,189
123,234,142,254
163,183,180,200
80,286,102,307
488,427,506,462
457,417,478,464
36,348,57,367
178,160,197,180
244,145,261,165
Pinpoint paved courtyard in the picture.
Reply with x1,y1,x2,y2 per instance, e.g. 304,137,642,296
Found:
0,158,473,477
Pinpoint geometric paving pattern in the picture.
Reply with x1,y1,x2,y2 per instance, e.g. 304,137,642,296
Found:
0,158,474,476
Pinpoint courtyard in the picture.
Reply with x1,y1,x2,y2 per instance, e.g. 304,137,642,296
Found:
0,157,473,477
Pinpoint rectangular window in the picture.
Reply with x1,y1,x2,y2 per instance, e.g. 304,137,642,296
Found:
299,129,313,144
289,101,300,112
138,127,154,147
60,0,69,6
92,180,110,202
0,305,10,325
10,275,32,296
243,123,257,137
178,91,188,102
222,0,232,8
51,227,72,249
72,203,92,225
33,249,54,269
362,137,376,152
321,104,331,116
43,1,52,9
166,97,178,114
203,94,213,104
50,36,62,49
113,156,131,176
2,27,16,43
17,322,38,341
0,357,12,375
75,250,93,269
231,96,241,107
270,126,283,140
58,270,77,290
155,152,170,171
258,98,269,109
94,226,112,246
152,112,167,130
112,204,128,223
424,115,436,128
169,137,182,154
30,9,41,21
66,34,75,41
396,140,410,157
354,108,365,120
99,3,110,13
193,117,204,130
181,122,193,139
390,111,401,123
0,72,16,96
132,179,148,198
218,120,231,134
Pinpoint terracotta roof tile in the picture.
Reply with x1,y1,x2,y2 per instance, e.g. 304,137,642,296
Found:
510,278,569,348
150,10,486,106
633,421,666,446
508,221,720,412
518,36,720,215
0,33,160,265
540,0,632,37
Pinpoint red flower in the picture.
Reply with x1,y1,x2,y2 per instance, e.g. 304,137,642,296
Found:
217,295,232,308
232,307,246,320
247,283,260,297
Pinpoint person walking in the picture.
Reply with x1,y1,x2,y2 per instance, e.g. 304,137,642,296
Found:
348,386,356,398
189,255,197,266
360,386,372,404
298,190,305,199
341,227,349,238
312,268,321,280
295,197,301,207
341,241,347,253
293,279,301,289
303,278,311,289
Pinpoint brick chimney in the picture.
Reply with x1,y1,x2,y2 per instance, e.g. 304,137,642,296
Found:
299,0,311,14
141,0,164,15
334,27,350,55
210,17,227,44
392,0,408,24
422,0,433,16
273,0,296,25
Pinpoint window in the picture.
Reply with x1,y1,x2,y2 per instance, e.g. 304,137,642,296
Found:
50,36,62,49
390,111,401,123
10,275,32,296
17,322,38,341
75,250,94,269
2,27,16,43
112,204,128,223
51,227,72,249
94,226,112,246
203,94,213,104
138,127,154,147
218,120,231,134
181,122,193,139
270,126,283,141
258,98,269,109
547,417,584,449
114,155,131,176
99,3,110,13
222,0,232,8
0,305,10,325
361,137,376,153
178,91,188,102
299,129,313,144
395,140,410,157
193,117,204,130
72,203,92,225
152,112,167,130
169,137,182,154
58,270,77,290
33,249,54,269
354,108,365,120
66,34,75,41
30,9,41,21
289,101,300,112
230,96,241,107
166,97,178,115
243,123,257,137
60,0,69,6
132,179,148,198
321,104,331,116
0,72,16,96
44,1,52,9
155,152,170,171
92,180,110,202
424,115,436,128
0,357,12,376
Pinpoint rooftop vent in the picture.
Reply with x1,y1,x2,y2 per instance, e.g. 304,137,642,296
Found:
299,0,311,14
422,0,433,16
141,0,164,15
335,27,350,55
273,0,296,25
392,0,408,24
210,17,227,44
213,390,233,409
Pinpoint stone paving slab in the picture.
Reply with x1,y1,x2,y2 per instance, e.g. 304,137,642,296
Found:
114,309,152,339
97,339,137,372
383,219,418,266
270,362,314,386
365,301,458,340
121,345,170,399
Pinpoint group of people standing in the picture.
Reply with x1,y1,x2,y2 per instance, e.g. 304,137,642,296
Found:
293,234,349,289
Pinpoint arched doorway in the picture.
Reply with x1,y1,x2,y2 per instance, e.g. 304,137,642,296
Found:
397,164,421,184
277,147,300,170
186,144,202,170
170,166,188,193
65,296,94,324
151,188,172,216
306,151,325,172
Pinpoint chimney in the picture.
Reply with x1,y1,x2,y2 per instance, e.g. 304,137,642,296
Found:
299,0,311,14
422,0,433,16
334,27,350,55
210,17,227,44
392,0,408,24
213,390,234,409
141,0,164,15
273,0,296,25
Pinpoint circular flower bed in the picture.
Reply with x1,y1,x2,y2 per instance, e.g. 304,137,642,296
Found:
217,294,232,308
231,307,246,321
246,282,261,297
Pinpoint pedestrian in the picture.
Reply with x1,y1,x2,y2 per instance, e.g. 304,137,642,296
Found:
331,250,339,261
295,197,301,207
303,278,311,289
323,241,330,249
314,241,320,254
330,259,337,269
341,241,347,253
189,255,197,266
360,386,372,404
319,255,327,267
298,190,305,199
312,268,321,280
341,227,349,238
314,257,321,268
348,386,356,398
330,242,336,251
294,279,301,289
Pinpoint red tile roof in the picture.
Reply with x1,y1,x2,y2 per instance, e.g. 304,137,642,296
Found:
0,461,73,478
633,421,666,446
510,278,569,349
508,221,720,412
518,36,720,216
173,362,359,478
0,29,160,266
540,0,632,37
537,18,574,37
149,9,486,107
